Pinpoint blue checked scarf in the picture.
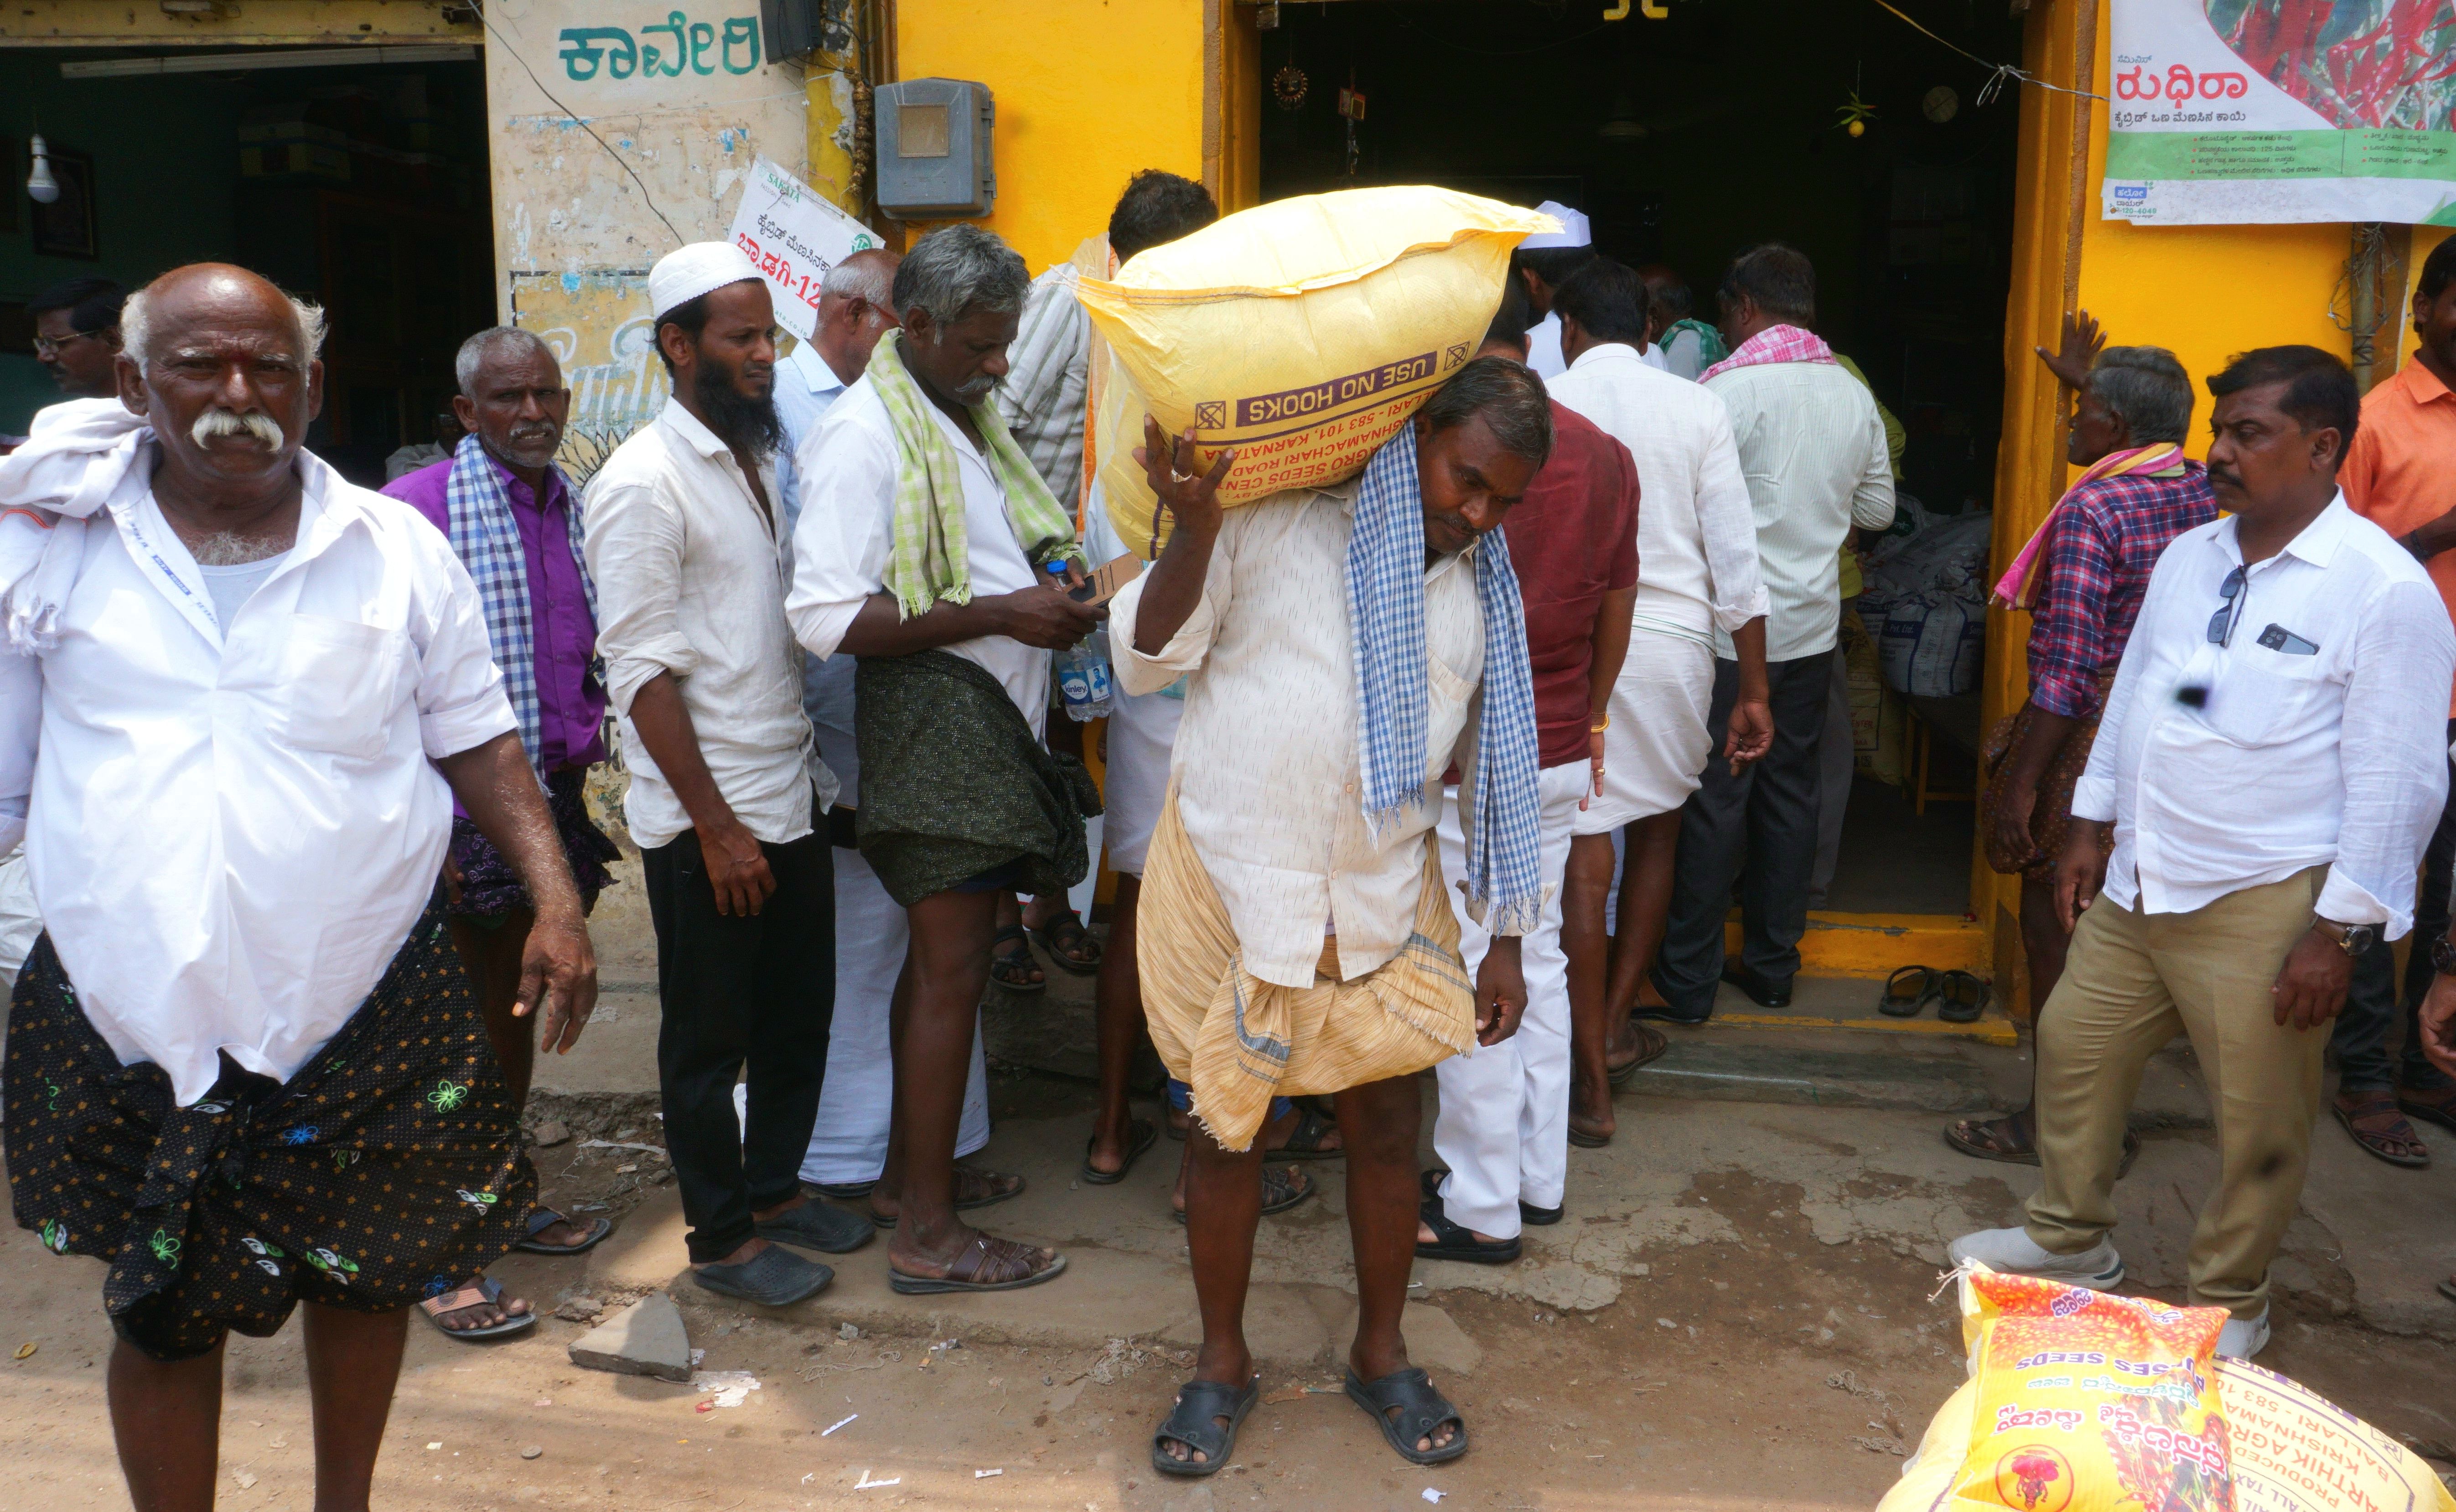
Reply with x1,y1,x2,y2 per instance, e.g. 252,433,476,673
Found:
1346,425,1544,938
443,435,596,780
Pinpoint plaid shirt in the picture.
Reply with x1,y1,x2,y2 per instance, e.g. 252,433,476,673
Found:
2026,461,2218,719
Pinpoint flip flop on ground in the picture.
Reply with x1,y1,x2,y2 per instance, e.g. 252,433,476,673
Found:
869,1165,1026,1228
1081,1117,1158,1185
513,1206,613,1256
421,1274,536,1340
1345,1367,1468,1464
1152,1374,1259,1477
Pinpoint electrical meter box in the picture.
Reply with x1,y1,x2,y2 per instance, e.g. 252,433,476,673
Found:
875,78,995,219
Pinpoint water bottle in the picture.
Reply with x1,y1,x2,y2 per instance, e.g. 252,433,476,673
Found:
1047,563,1114,721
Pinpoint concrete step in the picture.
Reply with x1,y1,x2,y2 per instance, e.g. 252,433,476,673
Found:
1625,1036,1996,1113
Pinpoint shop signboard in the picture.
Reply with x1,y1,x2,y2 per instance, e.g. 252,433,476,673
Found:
724,156,885,343
2102,0,2456,226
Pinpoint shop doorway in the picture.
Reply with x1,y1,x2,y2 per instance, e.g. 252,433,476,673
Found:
0,47,494,485
1255,0,2025,919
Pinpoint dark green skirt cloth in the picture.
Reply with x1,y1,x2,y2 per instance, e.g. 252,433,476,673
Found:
854,649,1104,907
5,903,534,1361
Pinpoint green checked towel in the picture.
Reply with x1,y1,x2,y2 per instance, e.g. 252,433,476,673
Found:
867,327,1083,618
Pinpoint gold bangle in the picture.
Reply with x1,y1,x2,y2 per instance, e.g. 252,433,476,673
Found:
1589,713,1611,733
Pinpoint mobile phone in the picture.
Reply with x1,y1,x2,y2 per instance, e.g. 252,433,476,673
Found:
1068,552,1144,608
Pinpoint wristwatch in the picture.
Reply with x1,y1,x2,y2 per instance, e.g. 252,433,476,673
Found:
2431,932,2456,977
2312,917,2378,957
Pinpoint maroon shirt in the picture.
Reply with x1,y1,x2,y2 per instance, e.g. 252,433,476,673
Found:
1503,402,1642,768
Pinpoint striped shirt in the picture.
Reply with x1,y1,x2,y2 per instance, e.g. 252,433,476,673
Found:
993,262,1092,507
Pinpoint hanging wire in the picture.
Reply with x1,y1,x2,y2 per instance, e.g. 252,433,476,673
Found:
465,0,687,247
1861,0,2107,105
2329,222,2396,382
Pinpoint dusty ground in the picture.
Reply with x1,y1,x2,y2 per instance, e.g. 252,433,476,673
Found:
5,880,2453,1511
5,1066,2454,1512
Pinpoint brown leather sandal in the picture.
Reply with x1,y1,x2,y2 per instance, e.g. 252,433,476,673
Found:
2334,1090,2430,1168
888,1232,1067,1294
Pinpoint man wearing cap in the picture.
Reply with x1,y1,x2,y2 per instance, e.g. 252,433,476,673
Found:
586,243,863,1309
1513,205,1667,382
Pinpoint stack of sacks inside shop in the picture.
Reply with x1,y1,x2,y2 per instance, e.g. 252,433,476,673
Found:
1878,1263,2456,1512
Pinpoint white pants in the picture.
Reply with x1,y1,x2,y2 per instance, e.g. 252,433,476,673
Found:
796,844,990,1186
1431,761,1587,1239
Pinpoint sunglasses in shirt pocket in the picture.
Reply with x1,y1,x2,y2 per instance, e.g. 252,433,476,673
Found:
273,614,408,761
2204,632,2329,747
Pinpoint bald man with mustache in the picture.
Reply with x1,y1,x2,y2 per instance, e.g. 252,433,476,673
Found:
0,262,594,1510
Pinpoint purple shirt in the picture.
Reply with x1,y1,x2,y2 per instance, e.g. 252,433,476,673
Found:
382,453,607,772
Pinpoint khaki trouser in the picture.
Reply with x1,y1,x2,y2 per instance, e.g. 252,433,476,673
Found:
2024,866,2330,1319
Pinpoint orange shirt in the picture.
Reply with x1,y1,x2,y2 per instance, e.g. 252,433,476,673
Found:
2342,355,2456,715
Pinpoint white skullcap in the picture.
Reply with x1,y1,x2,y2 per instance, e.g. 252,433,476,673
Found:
1520,201,1591,250
648,241,762,321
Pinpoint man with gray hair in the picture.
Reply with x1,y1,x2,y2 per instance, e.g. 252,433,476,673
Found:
381,324,625,1339
0,261,594,1507
1955,321,2215,1166
789,223,1100,1294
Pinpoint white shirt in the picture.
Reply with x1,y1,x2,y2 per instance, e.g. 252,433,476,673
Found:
772,338,852,532
1546,344,1767,648
1703,359,1896,661
1529,311,1667,379
1658,326,1708,381
2072,496,2453,933
787,375,1051,738
585,397,823,851
1109,489,1491,988
0,450,516,1105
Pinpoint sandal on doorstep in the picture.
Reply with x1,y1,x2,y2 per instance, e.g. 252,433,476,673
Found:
1935,970,1991,1024
1415,1188,1520,1265
1270,1104,1343,1160
887,1232,1067,1295
2333,1090,2430,1168
1030,907,1103,976
1945,1111,2141,1176
1080,1118,1157,1186
512,1206,613,1256
1174,1164,1314,1223
870,1165,1026,1228
1151,1375,1259,1478
988,925,1045,995
420,1275,536,1340
1606,1023,1669,1087
1345,1367,1469,1465
1880,965,1940,1018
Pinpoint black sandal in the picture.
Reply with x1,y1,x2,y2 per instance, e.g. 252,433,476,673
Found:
1080,1118,1157,1185
1344,1367,1468,1465
1606,1022,1669,1086
1174,1164,1313,1222
1151,1375,1259,1477
1030,908,1103,976
1944,1110,2142,1176
989,925,1045,995
1881,965,1939,1018
1415,1186,1520,1265
1270,1104,1343,1160
1935,970,1991,1024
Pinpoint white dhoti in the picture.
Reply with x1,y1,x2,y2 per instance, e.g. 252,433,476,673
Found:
1430,760,1587,1239
1573,632,1715,836
797,844,990,1186
1101,684,1183,876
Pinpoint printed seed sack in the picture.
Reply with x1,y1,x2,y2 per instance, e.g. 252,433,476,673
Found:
1074,186,1555,557
1877,1263,2456,1512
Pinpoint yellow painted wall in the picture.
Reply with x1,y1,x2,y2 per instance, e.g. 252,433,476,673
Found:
893,0,1210,272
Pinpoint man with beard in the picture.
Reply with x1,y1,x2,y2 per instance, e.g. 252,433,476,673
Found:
382,326,626,1339
788,224,1098,1293
586,243,862,1308
0,261,594,1509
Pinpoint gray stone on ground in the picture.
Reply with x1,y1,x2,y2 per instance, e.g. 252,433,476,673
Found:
530,1120,571,1148
568,1292,691,1382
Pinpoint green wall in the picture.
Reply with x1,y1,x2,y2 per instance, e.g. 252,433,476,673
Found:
0,51,246,432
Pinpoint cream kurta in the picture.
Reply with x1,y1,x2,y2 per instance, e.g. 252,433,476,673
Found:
1109,486,1488,989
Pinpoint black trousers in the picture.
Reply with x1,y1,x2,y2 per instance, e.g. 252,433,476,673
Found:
642,827,836,1263
2335,720,2456,1095
1656,649,1834,1015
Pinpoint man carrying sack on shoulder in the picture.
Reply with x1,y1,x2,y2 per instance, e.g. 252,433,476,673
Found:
788,224,1102,1295
1114,357,1552,1476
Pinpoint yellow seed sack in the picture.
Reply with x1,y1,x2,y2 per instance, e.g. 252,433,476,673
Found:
1075,186,1555,558
1880,1265,2456,1512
